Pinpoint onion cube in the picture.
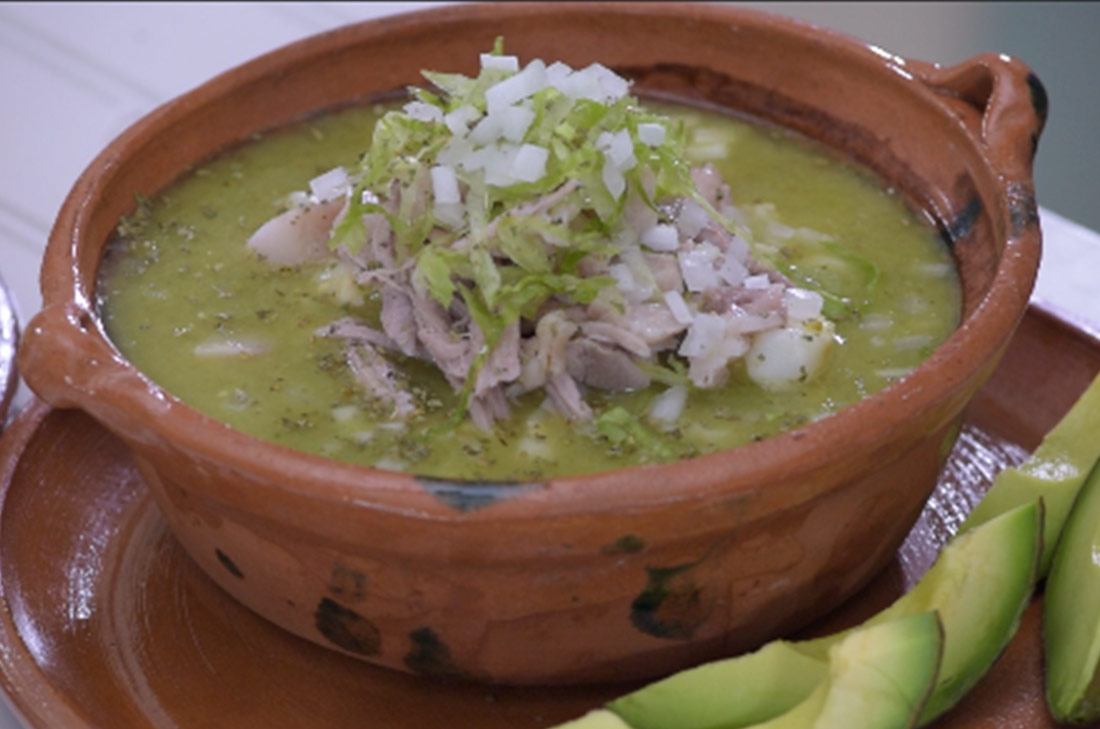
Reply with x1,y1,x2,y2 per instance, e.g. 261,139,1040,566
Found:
403,100,443,124
784,287,825,321
443,105,480,135
637,123,666,147
641,223,680,252
510,144,549,183
480,53,520,72
308,167,349,202
663,290,695,325
743,274,770,290
430,165,461,204
717,254,749,287
678,248,720,292
485,59,547,113
602,161,626,200
500,104,535,143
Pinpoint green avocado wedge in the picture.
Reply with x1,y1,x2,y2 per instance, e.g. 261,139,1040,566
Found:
607,640,828,729
796,611,942,729
554,709,636,729
600,502,1040,729
1044,458,1100,724
740,612,943,729
961,371,1100,576
602,613,940,729
795,500,1043,726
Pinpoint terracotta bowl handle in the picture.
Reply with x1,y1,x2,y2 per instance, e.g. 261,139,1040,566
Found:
19,301,137,412
909,52,1047,191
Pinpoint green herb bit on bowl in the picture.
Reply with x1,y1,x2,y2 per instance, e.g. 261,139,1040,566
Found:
246,41,839,430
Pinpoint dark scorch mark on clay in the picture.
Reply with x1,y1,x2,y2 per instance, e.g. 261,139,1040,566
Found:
404,626,466,679
215,548,244,579
416,476,542,512
315,597,381,656
602,534,647,555
630,560,710,640
328,563,368,602
944,197,983,247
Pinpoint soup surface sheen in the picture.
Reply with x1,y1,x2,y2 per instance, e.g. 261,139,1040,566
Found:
97,102,959,480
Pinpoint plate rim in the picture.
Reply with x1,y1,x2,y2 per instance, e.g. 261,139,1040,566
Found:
0,301,1094,729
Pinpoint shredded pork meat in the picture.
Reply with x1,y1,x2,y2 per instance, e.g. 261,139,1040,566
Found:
259,162,831,430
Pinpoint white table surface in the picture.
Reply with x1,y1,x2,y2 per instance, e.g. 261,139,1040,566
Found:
1,3,1099,728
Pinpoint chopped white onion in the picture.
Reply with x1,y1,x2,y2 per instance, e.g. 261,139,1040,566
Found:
678,248,719,292
443,105,480,135
194,337,270,358
609,262,638,294
403,100,443,124
482,145,521,186
553,62,630,103
457,144,492,172
485,59,547,113
557,66,602,101
430,165,461,204
637,123,666,147
584,62,630,101
308,167,349,202
434,201,466,229
893,334,935,352
727,234,752,262
717,253,749,287
510,144,549,183
598,129,635,168
602,161,626,200
469,112,504,145
641,223,680,252
436,136,474,166
675,199,710,240
663,290,695,325
545,61,573,90
480,53,520,72
784,287,824,321
743,273,770,290
678,313,726,357
649,385,688,423
500,104,535,143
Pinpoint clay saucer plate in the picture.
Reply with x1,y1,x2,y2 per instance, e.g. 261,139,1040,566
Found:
0,274,16,429
0,304,1096,729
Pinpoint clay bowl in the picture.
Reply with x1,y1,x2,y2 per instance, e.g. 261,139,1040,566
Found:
17,3,1044,685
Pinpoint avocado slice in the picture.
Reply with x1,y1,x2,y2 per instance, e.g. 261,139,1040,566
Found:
555,710,635,729
607,639,828,729
605,503,1040,729
1044,458,1100,724
600,614,939,729
961,371,1100,576
747,611,943,729
796,500,1042,725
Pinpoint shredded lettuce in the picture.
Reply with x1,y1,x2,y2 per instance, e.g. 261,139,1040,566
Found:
595,407,674,459
318,40,843,432
325,41,721,424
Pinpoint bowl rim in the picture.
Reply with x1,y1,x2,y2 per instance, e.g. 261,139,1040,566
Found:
25,1,1043,520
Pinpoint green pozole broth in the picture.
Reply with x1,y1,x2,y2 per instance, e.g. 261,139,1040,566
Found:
97,101,960,479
